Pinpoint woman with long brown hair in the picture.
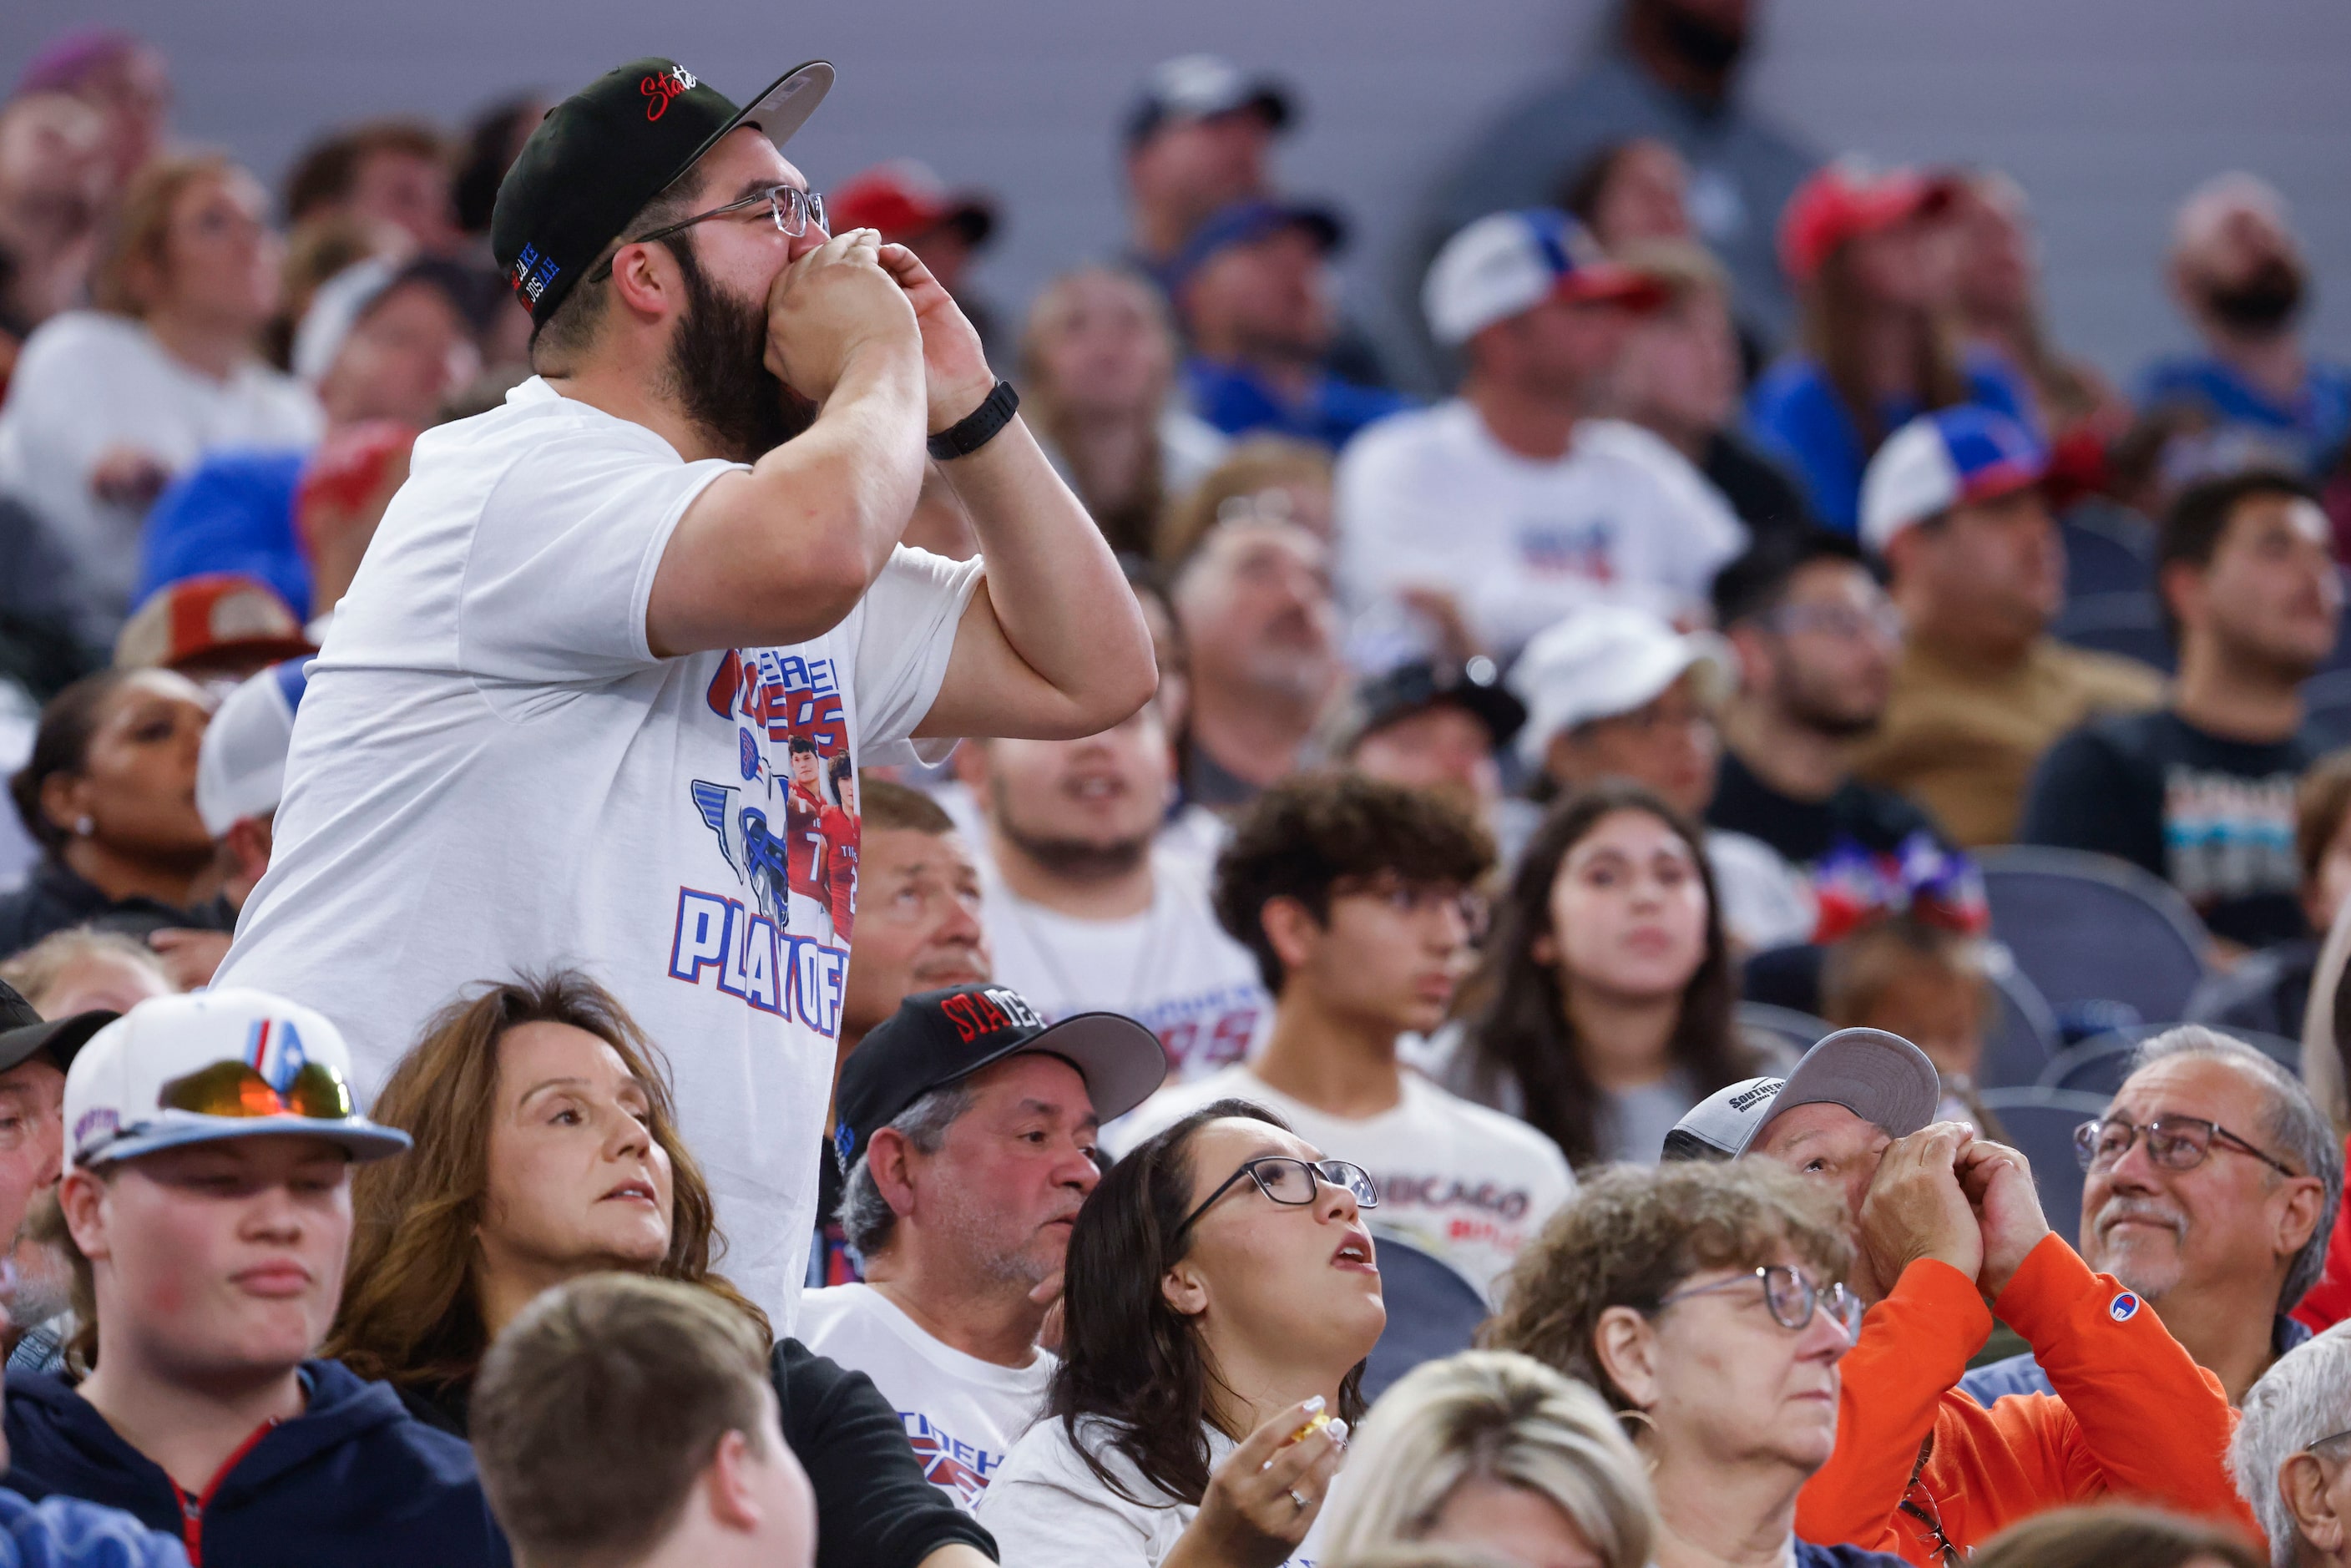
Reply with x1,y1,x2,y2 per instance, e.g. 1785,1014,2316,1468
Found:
329,968,761,1426
1431,781,1756,1167
1746,162,2034,537
328,969,996,1568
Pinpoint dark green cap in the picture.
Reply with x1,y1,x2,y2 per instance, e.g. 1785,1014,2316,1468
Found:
490,56,834,326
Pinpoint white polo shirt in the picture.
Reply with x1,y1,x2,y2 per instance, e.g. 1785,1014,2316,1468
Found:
219,377,980,1328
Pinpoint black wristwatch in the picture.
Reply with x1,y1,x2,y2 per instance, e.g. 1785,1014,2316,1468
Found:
927,379,1019,461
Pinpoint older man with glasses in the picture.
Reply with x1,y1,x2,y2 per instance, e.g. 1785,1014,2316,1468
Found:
1964,1025,2341,1410
1668,1024,2259,1562
2233,1321,2351,1567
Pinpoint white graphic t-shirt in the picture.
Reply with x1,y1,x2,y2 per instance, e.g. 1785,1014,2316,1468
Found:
796,1282,1053,1511
980,847,1271,1082
1335,402,1746,656
1109,1065,1575,1299
218,377,980,1328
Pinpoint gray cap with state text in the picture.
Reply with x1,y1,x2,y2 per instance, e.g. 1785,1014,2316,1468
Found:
1661,1028,1942,1162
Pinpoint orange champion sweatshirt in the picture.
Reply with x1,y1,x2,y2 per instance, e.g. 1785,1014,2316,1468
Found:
1794,1234,2258,1563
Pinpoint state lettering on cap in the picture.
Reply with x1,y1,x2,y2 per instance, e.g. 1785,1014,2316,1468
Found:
490,55,835,326
832,983,1166,1176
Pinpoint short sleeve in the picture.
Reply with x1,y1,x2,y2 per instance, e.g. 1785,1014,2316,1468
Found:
458,432,742,685
850,545,984,765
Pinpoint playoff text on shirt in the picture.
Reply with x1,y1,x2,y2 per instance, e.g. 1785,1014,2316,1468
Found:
217,377,980,1331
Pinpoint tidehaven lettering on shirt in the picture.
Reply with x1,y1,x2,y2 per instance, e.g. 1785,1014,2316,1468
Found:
902,1411,1012,1509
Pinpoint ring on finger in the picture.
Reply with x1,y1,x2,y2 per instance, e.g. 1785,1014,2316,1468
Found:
1286,1487,1309,1510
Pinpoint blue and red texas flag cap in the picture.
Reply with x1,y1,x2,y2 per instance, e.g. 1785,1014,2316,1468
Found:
1859,406,2050,555
491,56,836,326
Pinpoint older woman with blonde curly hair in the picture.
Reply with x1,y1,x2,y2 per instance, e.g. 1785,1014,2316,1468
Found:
1484,1161,1901,1568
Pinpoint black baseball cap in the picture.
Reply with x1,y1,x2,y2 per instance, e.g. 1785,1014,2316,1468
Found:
832,984,1167,1174
1124,54,1294,149
490,56,835,326
1333,657,1527,756
0,979,114,1080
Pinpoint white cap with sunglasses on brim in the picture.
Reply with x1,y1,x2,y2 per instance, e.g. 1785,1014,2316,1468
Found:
65,990,412,1171
1662,1027,1942,1161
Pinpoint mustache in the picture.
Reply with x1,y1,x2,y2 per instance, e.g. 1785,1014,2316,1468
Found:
2094,1194,2188,1242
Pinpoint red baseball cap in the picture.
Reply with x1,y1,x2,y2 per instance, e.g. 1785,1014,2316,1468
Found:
1779,160,1959,286
114,574,315,675
829,159,996,248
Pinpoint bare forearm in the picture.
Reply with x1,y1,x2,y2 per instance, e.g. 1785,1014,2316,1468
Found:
916,1547,997,1568
930,416,1156,732
647,341,925,655
752,341,928,579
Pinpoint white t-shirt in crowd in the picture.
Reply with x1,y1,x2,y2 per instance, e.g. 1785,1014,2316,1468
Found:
982,847,1272,1083
216,377,980,1328
977,1414,1324,1568
0,311,321,627
1706,827,1815,953
1334,402,1745,655
796,1283,1054,1512
1110,1065,1575,1299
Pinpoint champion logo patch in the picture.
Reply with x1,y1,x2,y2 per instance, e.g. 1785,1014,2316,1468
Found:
2108,1291,2141,1323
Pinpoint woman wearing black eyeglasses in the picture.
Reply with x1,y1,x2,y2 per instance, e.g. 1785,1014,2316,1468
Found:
976,1098,1386,1568
1486,1160,1910,1568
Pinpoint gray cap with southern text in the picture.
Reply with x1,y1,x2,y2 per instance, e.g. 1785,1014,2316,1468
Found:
1662,1028,1941,1162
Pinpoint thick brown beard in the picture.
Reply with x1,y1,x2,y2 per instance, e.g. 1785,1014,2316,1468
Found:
663,236,819,463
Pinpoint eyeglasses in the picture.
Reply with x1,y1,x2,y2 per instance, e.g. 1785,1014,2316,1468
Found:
602,184,827,276
2073,1115,2300,1180
158,1058,358,1122
2309,1427,2351,1454
1656,1265,1863,1338
1337,875,1489,941
1765,602,1904,643
1174,1156,1378,1238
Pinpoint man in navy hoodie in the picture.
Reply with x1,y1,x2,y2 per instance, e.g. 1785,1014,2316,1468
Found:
3,989,510,1567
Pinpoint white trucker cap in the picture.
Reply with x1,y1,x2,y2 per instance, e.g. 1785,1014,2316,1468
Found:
195,658,309,839
1423,208,1666,346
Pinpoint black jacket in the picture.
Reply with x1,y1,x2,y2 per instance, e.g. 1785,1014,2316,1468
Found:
4,1359,508,1567
0,857,235,963
393,1338,997,1568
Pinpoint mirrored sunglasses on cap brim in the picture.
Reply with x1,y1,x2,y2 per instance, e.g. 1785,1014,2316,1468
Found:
156,1059,359,1122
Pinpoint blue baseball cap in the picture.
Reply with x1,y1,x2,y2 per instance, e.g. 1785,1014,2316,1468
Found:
1859,406,2050,554
1166,198,1345,294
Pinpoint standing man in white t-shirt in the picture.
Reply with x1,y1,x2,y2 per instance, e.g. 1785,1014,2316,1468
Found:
216,55,1156,1330
1112,773,1574,1298
805,982,1164,1510
958,699,1271,1082
1336,208,1746,657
